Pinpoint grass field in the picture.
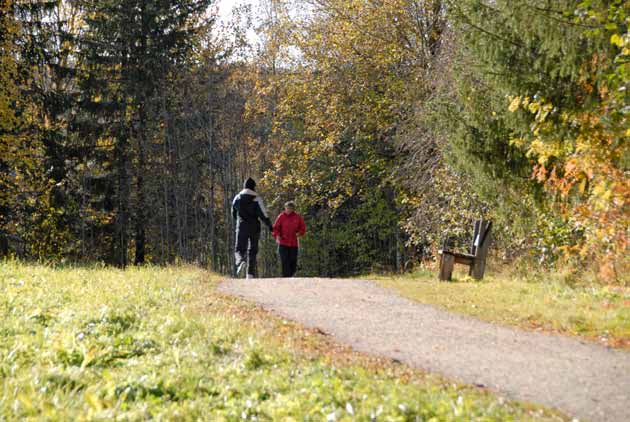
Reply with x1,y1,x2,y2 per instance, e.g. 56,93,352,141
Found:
0,261,566,421
370,268,630,349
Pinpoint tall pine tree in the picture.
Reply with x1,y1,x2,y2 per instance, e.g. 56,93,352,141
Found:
78,0,213,265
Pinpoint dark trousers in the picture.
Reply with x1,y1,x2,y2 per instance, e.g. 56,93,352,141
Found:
278,245,298,277
235,223,260,276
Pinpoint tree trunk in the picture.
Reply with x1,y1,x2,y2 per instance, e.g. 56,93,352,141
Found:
115,116,130,267
134,2,149,265
207,113,218,270
134,103,147,265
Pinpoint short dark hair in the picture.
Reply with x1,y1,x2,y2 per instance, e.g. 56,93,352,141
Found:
284,201,296,209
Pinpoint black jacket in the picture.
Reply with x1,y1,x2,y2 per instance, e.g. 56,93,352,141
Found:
232,189,272,230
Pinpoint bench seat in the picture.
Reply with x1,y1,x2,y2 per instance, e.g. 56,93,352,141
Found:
438,220,492,281
438,250,475,266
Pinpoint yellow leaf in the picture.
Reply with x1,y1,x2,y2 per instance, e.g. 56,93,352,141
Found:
85,392,103,411
508,96,521,113
610,34,623,47
578,178,587,194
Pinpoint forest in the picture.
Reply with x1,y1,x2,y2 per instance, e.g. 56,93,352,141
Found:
1,0,628,284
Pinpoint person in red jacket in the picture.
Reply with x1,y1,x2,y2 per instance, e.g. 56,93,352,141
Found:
272,201,306,277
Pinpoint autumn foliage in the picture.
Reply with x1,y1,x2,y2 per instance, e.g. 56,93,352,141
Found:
1,0,628,283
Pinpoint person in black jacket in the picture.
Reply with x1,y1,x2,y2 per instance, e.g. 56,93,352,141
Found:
232,178,273,278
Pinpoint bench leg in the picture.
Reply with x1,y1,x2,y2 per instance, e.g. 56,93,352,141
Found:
470,259,486,280
439,254,455,281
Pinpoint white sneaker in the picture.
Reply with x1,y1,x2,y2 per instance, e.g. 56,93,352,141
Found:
246,274,255,279
236,262,246,277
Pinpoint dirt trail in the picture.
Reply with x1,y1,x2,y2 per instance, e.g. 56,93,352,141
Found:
219,278,630,422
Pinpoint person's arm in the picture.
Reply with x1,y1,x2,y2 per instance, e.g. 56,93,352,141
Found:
231,195,239,220
298,215,306,236
255,196,273,230
272,214,283,239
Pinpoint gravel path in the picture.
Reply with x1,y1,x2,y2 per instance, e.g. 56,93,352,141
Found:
219,278,630,422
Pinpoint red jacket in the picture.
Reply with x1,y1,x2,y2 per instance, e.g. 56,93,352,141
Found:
272,211,306,247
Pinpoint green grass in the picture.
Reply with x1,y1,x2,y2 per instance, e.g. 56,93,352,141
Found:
0,261,565,421
369,268,630,349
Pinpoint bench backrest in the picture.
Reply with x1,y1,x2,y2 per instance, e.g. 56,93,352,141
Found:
470,220,491,257
470,220,492,279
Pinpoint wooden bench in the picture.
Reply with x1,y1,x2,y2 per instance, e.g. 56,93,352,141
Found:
438,220,492,281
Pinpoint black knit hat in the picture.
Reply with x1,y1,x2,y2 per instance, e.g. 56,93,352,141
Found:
244,178,256,190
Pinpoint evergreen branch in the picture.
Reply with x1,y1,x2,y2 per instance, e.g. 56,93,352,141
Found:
520,1,601,29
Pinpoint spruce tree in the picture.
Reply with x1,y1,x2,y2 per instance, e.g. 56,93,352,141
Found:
78,0,213,265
